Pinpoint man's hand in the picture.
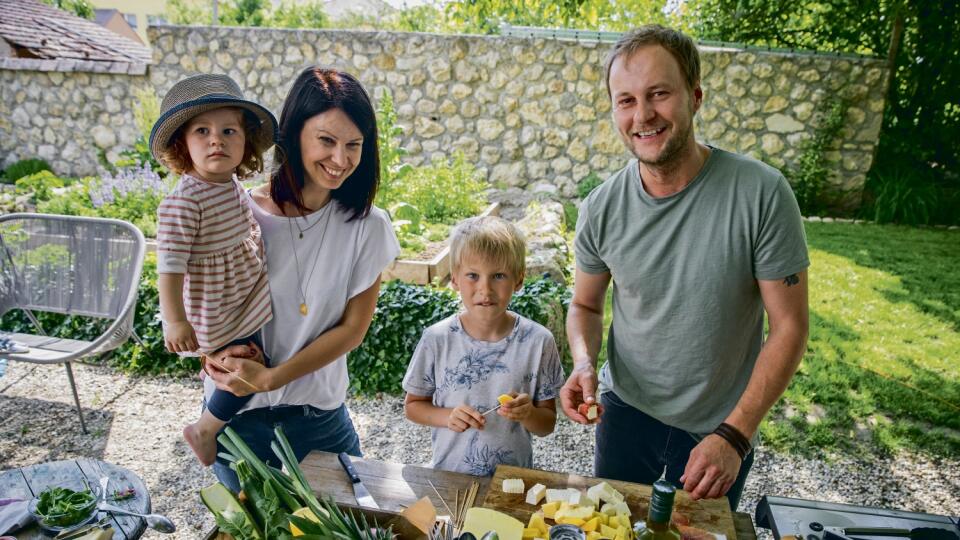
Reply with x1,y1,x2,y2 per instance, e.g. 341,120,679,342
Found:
560,363,601,424
447,405,485,432
499,392,533,422
164,321,198,353
680,434,742,499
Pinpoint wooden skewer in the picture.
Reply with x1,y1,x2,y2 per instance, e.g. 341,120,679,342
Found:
202,354,261,392
428,479,455,518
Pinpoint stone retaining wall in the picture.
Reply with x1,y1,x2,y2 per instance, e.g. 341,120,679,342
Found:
1,25,889,208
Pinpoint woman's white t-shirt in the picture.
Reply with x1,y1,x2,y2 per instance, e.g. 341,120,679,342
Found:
203,192,399,411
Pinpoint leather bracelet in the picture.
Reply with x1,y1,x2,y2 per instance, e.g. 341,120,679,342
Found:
713,422,752,460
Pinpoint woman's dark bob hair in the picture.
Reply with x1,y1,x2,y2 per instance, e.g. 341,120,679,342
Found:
270,67,379,221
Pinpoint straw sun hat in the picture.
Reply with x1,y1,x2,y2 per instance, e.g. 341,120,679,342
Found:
149,73,278,163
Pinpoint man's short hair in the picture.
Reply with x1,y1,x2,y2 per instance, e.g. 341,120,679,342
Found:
604,24,701,97
450,215,526,280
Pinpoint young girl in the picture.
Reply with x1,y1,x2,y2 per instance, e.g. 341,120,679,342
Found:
150,74,278,466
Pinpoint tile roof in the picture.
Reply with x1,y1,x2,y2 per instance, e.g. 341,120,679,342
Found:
0,0,152,64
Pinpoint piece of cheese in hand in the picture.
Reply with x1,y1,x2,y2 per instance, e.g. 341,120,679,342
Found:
498,394,514,406
502,478,525,494
526,483,547,505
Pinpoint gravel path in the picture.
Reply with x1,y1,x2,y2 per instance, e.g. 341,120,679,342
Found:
2,361,958,539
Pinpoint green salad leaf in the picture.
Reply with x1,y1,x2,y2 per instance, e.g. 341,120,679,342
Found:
36,486,95,527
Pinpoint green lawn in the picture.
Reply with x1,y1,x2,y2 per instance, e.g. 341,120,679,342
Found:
597,222,960,458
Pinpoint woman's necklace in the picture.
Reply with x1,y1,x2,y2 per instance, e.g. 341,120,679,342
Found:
293,211,325,239
287,203,333,316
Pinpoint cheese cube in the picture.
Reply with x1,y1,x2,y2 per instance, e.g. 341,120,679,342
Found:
616,514,631,528
502,478,525,494
600,524,619,538
526,483,546,505
601,501,630,517
583,517,601,533
541,501,560,519
588,482,625,504
556,517,587,527
545,488,571,503
498,394,514,406
587,533,603,540
567,489,585,506
556,505,595,521
586,404,599,420
523,528,541,539
528,512,548,534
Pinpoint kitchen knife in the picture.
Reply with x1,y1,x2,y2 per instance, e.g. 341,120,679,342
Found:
337,452,380,510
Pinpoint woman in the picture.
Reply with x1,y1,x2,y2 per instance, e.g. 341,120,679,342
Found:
205,66,399,491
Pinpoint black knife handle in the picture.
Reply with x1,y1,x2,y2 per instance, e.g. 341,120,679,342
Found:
338,452,361,483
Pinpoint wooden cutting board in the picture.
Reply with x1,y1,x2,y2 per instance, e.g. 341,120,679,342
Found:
482,465,738,540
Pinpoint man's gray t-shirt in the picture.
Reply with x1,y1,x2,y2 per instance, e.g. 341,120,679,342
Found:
402,313,564,476
574,148,809,435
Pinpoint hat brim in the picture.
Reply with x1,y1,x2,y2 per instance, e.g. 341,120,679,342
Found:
149,94,278,164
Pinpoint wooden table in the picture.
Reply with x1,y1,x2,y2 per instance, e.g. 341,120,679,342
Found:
0,458,151,539
299,451,758,540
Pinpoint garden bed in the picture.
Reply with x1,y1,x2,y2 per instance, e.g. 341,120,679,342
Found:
381,201,500,285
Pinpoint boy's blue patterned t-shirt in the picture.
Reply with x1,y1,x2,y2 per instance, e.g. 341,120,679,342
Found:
402,312,565,476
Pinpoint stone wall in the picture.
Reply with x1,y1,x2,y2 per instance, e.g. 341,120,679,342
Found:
2,25,889,208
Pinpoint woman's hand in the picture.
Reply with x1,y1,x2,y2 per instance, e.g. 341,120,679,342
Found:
498,392,533,422
447,405,485,433
164,321,198,353
206,344,272,397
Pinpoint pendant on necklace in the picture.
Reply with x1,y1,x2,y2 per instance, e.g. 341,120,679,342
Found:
299,232,303,239
299,303,308,316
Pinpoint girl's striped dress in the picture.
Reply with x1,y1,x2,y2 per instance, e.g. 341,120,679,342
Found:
156,174,272,353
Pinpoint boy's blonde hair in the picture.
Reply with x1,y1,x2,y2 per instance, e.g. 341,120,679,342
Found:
449,216,526,280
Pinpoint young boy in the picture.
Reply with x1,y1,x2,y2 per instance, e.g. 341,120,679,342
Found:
402,216,565,476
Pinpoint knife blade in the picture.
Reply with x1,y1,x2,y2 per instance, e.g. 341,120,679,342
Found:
337,452,380,510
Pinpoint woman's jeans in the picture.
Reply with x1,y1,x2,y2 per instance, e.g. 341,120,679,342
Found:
596,391,755,511
212,403,362,493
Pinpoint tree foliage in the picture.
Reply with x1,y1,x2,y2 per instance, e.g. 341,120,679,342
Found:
42,0,94,19
444,0,681,34
166,0,328,29
689,0,959,222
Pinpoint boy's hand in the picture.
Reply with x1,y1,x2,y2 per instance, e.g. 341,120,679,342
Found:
164,321,198,353
447,405,485,432
498,392,533,422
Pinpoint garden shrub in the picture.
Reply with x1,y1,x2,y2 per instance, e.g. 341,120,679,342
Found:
396,152,486,223
787,97,848,216
374,90,486,257
348,280,460,395
576,172,604,200
860,164,941,226
37,165,168,238
348,276,572,396
15,171,64,202
2,158,51,184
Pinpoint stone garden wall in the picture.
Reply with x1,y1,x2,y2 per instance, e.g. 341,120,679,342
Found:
1,25,889,209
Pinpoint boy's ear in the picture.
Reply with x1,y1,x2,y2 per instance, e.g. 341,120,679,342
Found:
514,272,525,292
450,270,460,291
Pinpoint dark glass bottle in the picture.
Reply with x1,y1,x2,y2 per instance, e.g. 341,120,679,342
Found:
636,480,682,540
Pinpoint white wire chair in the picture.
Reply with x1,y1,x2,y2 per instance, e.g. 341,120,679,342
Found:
0,213,146,433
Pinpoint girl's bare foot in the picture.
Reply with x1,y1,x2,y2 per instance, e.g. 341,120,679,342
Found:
183,423,218,466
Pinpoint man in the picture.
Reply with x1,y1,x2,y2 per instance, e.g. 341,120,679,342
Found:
560,24,809,510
